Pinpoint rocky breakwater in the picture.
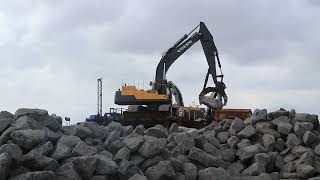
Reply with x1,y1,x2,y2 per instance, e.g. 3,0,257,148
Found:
0,108,319,180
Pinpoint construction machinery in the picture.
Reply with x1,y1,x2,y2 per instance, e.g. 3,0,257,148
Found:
115,22,251,128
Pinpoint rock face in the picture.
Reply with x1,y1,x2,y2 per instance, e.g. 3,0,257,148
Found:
0,108,320,179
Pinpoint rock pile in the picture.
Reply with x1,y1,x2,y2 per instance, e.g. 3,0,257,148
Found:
0,108,319,180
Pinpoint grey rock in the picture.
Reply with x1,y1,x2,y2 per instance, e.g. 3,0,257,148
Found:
238,125,256,139
85,138,102,146
41,117,62,132
198,167,229,180
296,164,315,179
74,125,92,139
226,162,244,177
9,166,30,178
51,142,71,161
284,153,298,164
268,109,289,120
203,130,220,148
27,141,53,156
118,160,143,179
303,131,317,145
291,145,312,156
296,152,314,166
82,121,106,139
284,161,296,172
237,139,251,149
294,122,314,138
94,154,118,175
315,144,320,156
71,156,97,179
114,146,131,163
138,136,166,158
71,141,97,156
141,155,163,171
254,153,271,167
9,171,54,180
236,144,266,161
122,125,134,137
145,160,176,180
0,127,16,146
271,116,290,126
0,118,12,134
229,117,245,135
173,173,185,180
133,125,145,135
55,162,82,180
277,122,292,135
183,163,197,180
256,127,281,138
130,153,145,166
170,157,184,172
107,140,124,154
217,131,229,143
203,143,220,156
13,116,42,130
281,172,298,179
106,121,123,135
174,132,195,151
294,113,319,127
188,147,227,168
227,136,240,149
274,154,284,171
123,133,145,151
285,133,301,148
194,134,208,149
0,111,14,119
22,153,59,171
220,149,236,163
103,130,121,148
0,143,23,162
0,153,11,179
98,150,113,159
14,108,49,121
274,138,285,152
129,174,148,180
262,134,275,151
241,162,265,176
49,114,62,125
61,126,75,135
251,109,268,124
44,127,62,142
169,123,179,134
58,135,81,148
145,125,167,138
11,129,48,150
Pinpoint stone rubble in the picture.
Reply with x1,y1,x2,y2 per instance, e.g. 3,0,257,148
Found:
0,108,319,179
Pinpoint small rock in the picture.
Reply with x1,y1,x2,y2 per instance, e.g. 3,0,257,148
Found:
262,134,275,151
203,131,220,148
198,167,229,180
241,162,265,176
10,171,54,180
296,164,315,179
71,156,97,179
103,130,121,148
277,122,292,135
188,147,227,168
227,136,240,149
130,153,145,166
226,162,244,177
237,139,252,149
251,109,267,124
274,138,285,152
271,116,290,126
54,162,81,180
174,132,195,152
94,154,118,175
22,153,59,171
217,131,229,143
107,140,124,154
71,141,97,157
303,131,317,145
238,125,256,139
141,155,163,171
74,125,92,139
183,163,197,180
285,133,301,148
236,144,266,161
113,146,131,163
229,117,245,135
138,136,166,158
0,153,11,179
123,133,145,152
145,160,176,180
294,122,314,138
296,151,314,166
145,125,167,138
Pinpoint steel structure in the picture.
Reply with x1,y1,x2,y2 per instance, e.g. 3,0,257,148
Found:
97,78,103,115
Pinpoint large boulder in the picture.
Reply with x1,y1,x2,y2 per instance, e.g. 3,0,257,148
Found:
251,109,267,124
0,117,12,134
22,153,59,171
303,131,317,145
138,136,167,158
294,122,314,138
0,153,12,179
145,160,176,180
296,164,315,179
198,167,229,180
13,116,42,130
14,108,49,121
174,132,195,152
11,130,48,150
113,146,131,163
71,156,97,179
145,125,168,138
82,121,106,139
183,163,197,180
294,113,319,128
51,142,71,161
27,141,54,156
103,130,121,148
229,118,245,135
236,144,266,161
285,133,301,148
238,125,256,139
73,125,92,139
262,134,275,151
277,122,292,135
58,135,81,148
0,143,23,162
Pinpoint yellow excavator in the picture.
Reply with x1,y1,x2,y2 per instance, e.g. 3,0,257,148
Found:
114,22,251,128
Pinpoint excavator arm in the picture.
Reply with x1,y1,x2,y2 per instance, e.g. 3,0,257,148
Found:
154,22,227,108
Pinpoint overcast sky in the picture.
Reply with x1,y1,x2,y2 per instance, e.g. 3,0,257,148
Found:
0,0,319,123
